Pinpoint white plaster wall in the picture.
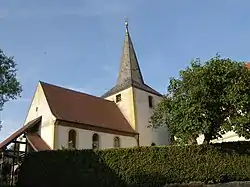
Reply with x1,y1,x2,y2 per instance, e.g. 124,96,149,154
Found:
212,131,247,143
23,82,56,149
196,134,204,145
197,131,247,145
55,125,137,150
105,87,136,129
18,137,27,152
133,88,171,146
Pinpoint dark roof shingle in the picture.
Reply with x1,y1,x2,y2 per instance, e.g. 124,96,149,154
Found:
102,23,162,98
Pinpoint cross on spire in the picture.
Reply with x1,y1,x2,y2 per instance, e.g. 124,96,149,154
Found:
125,18,129,33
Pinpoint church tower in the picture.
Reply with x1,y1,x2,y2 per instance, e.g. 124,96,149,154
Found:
102,21,171,146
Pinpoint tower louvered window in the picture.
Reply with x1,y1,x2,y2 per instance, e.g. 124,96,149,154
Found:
116,94,122,103
148,95,153,108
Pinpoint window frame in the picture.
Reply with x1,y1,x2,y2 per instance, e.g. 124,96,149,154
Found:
68,129,77,149
114,136,120,148
92,133,100,149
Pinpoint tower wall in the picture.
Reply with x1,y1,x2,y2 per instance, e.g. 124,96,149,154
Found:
105,87,136,129
104,87,171,146
102,21,171,147
133,88,171,146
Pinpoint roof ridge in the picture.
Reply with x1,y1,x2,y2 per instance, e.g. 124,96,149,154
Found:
39,81,115,104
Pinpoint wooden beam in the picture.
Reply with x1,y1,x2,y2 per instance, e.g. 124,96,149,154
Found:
25,137,28,154
12,141,26,144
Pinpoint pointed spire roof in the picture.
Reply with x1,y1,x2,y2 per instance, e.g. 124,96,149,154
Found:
102,21,162,98
116,20,144,85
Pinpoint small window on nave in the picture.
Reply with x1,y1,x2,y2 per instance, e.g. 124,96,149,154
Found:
92,133,99,149
68,129,77,149
116,94,122,103
114,137,120,148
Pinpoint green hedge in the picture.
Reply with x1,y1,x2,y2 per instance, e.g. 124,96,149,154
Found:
17,142,250,187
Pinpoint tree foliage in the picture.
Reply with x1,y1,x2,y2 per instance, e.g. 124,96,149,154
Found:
0,49,22,111
150,55,250,144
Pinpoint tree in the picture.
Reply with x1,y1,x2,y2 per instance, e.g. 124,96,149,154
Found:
150,55,250,144
0,49,22,120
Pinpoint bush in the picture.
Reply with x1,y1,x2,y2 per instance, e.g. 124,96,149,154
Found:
17,142,250,187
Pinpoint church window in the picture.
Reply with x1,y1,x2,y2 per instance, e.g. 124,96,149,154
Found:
35,107,38,112
148,96,153,108
92,133,99,149
68,129,76,149
114,137,120,148
116,94,122,102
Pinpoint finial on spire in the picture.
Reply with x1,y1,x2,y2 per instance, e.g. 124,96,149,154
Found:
125,17,129,33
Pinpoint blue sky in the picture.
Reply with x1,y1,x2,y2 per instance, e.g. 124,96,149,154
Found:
0,0,250,141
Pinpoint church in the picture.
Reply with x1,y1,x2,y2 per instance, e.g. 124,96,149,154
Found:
0,22,248,153
0,21,171,152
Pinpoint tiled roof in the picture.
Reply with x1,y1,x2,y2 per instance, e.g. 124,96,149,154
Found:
0,116,42,150
102,79,162,98
246,63,250,69
27,133,51,151
40,81,138,136
117,27,144,86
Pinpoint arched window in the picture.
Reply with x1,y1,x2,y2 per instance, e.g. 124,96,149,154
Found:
68,129,76,149
114,137,120,148
92,133,99,149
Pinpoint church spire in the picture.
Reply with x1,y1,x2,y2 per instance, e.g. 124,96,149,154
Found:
101,20,162,98
116,20,144,86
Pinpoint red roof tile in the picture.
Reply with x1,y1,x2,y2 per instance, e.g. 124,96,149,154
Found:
27,133,51,151
0,116,42,150
40,82,138,136
246,63,250,69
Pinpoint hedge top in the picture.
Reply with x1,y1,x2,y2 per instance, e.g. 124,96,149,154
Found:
17,142,250,187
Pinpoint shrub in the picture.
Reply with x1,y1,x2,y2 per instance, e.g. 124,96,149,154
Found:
17,141,250,187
